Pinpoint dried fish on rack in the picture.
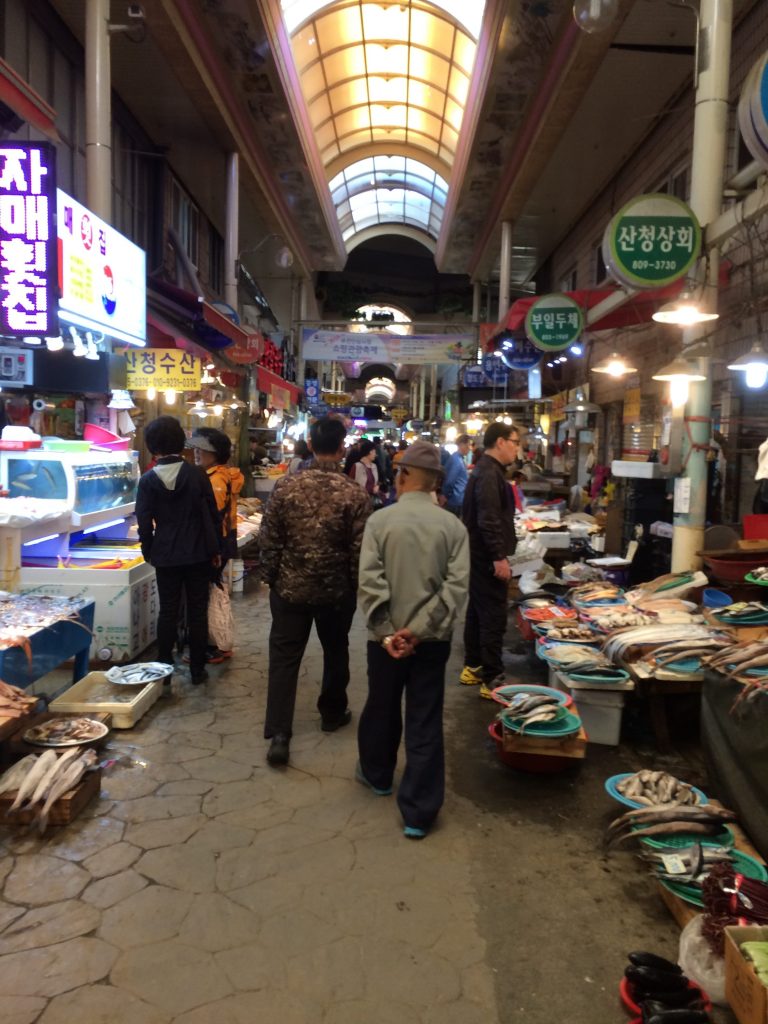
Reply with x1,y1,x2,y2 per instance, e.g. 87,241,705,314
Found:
605,804,737,847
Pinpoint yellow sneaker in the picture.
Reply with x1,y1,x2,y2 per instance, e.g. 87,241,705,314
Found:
479,682,495,700
459,665,483,685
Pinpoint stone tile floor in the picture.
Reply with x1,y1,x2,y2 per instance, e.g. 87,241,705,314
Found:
0,587,501,1024
0,585,732,1024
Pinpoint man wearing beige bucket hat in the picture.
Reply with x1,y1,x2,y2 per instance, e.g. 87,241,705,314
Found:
357,441,469,839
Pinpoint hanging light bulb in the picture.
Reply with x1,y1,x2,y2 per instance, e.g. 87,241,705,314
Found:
746,363,768,389
728,342,768,390
146,386,157,400
652,356,706,409
84,332,99,360
591,352,638,378
652,291,719,326
213,403,223,416
69,326,87,357
573,0,619,33
45,336,64,351
22,335,42,346
164,390,177,406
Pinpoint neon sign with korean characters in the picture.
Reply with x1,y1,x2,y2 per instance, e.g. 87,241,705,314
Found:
0,143,58,338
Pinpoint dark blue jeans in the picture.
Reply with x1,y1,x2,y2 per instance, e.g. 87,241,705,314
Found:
358,639,450,831
264,589,356,738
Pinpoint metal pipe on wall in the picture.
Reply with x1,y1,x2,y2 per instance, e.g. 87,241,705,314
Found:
498,221,512,322
224,153,239,311
85,0,112,221
672,0,733,572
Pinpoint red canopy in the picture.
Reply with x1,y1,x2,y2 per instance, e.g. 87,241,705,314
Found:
488,283,686,347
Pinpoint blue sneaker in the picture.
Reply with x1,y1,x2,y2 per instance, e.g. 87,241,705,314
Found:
355,761,393,796
403,826,428,840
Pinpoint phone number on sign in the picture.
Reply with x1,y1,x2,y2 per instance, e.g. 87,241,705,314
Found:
630,259,678,271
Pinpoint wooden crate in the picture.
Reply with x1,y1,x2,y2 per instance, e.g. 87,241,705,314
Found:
501,725,587,759
0,766,101,828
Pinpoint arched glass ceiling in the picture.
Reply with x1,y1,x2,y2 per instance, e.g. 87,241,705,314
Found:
284,0,483,177
282,0,483,43
330,156,448,241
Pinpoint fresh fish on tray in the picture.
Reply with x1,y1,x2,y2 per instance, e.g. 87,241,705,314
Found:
105,662,174,685
602,624,730,664
23,717,108,746
541,644,611,671
616,770,701,807
640,842,733,884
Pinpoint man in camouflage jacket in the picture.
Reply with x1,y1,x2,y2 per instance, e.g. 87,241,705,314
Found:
258,417,371,765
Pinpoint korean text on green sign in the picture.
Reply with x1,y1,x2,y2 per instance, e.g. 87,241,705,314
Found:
603,194,701,289
525,294,583,352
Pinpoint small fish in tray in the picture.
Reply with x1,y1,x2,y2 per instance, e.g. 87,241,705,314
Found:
24,717,108,746
105,662,174,686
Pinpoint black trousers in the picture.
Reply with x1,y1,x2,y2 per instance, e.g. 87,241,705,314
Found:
264,589,356,738
463,553,508,683
358,639,450,831
155,562,211,677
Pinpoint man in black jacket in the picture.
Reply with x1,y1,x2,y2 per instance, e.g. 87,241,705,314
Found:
136,416,221,685
461,422,520,699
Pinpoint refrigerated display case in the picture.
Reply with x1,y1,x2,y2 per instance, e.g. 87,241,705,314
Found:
0,448,158,662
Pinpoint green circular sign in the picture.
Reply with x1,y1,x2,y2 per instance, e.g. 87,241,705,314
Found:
602,193,701,289
525,294,584,352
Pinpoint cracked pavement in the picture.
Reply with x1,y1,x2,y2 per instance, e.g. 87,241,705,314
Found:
0,583,700,1023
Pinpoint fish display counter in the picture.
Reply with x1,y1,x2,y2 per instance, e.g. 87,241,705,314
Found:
0,449,158,662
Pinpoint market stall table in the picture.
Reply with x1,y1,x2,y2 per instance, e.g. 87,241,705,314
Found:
629,661,705,753
0,598,94,693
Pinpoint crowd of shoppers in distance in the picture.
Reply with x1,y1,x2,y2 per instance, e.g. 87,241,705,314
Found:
138,413,520,840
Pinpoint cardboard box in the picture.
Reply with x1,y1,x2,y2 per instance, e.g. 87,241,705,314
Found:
725,925,768,1024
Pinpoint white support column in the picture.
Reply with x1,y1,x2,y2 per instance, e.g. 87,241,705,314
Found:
428,364,437,420
672,0,733,572
85,0,112,221
418,374,425,421
224,153,239,311
498,221,512,322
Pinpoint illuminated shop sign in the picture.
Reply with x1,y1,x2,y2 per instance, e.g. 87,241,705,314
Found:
0,142,58,337
57,189,146,347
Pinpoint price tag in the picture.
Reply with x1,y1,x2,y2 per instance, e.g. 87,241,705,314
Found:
660,853,688,875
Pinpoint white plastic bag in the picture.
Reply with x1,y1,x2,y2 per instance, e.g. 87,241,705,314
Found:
678,913,727,1006
208,582,233,652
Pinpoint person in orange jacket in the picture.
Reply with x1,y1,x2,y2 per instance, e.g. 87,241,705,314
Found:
187,428,245,663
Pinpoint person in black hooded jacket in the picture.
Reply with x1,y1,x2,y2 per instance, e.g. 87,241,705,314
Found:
136,416,221,684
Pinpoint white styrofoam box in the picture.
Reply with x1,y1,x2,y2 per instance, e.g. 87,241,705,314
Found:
571,689,625,746
19,562,158,662
51,671,162,728
537,532,571,549
611,460,664,479
511,557,545,578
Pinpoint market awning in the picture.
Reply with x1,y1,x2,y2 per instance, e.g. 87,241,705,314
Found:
0,58,60,141
146,310,213,364
256,366,301,409
147,279,251,351
487,282,687,347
